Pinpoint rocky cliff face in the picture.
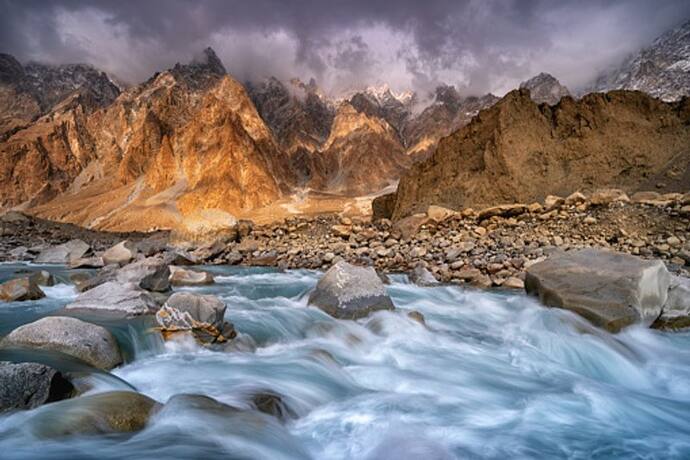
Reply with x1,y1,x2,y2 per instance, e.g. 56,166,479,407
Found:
592,20,690,101
310,103,409,195
2,48,290,231
519,73,570,105
391,89,690,219
0,53,120,140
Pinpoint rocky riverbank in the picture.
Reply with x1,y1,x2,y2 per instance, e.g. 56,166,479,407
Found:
3,189,690,291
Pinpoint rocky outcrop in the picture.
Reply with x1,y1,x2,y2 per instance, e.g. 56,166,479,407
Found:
0,361,74,412
525,249,670,332
592,19,690,101
308,261,395,319
519,73,570,105
1,316,123,370
391,89,690,219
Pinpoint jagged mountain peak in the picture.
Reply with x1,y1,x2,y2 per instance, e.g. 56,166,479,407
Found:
519,72,570,105
168,46,227,90
591,19,690,101
0,53,25,84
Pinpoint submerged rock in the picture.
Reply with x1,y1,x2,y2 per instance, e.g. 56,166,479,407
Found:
408,265,439,286
250,391,296,421
0,276,45,302
34,239,91,264
156,292,236,344
308,261,395,319
29,391,159,438
0,361,74,412
525,249,670,332
65,281,159,318
169,266,214,286
1,316,123,370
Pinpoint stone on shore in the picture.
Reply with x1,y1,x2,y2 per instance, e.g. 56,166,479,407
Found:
29,391,159,438
409,265,439,286
0,276,45,302
65,281,159,318
34,239,91,264
525,248,670,332
171,209,238,245
477,204,527,221
156,292,235,343
308,261,395,319
69,256,105,269
393,214,430,240
102,241,137,266
426,205,456,222
169,266,214,286
1,316,122,370
0,361,74,412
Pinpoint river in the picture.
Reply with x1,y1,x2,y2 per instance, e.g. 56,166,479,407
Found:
1,263,689,459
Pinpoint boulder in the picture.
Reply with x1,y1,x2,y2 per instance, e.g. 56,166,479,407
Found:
28,270,55,287
34,239,91,264
408,265,439,286
372,192,397,220
653,276,690,330
631,191,661,203
168,266,214,286
590,189,630,205
0,361,74,412
102,241,137,266
29,391,159,438
116,257,171,292
69,257,105,269
426,205,457,222
393,214,430,240
0,277,45,302
477,204,527,221
564,191,587,205
65,281,159,318
308,261,395,319
73,265,119,292
544,195,564,210
250,391,296,421
525,249,670,332
171,209,238,245
1,316,122,370
155,292,235,343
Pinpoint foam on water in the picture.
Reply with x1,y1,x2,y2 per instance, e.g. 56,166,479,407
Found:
0,265,689,459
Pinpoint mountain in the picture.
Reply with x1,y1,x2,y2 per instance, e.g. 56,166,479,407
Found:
519,72,570,105
403,85,499,160
348,84,414,136
592,19,690,101
1,48,291,231
247,77,334,183
310,102,410,195
0,53,120,140
390,88,690,219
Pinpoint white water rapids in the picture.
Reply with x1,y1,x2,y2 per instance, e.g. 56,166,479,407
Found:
0,264,689,459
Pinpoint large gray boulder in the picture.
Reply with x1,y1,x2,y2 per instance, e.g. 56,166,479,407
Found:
65,281,159,318
1,317,123,370
34,239,91,264
102,241,137,266
156,292,235,343
0,276,45,302
28,391,160,438
0,361,74,412
308,261,395,319
653,276,690,330
525,249,670,332
116,257,171,292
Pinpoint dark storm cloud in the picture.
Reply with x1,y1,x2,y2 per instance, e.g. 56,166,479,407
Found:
2,0,689,96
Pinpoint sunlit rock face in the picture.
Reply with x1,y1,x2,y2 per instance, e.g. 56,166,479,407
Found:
392,88,690,219
2,48,291,232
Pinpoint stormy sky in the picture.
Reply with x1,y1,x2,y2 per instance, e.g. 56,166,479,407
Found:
2,0,689,98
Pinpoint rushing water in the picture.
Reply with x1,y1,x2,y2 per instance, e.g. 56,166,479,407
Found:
1,263,690,459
